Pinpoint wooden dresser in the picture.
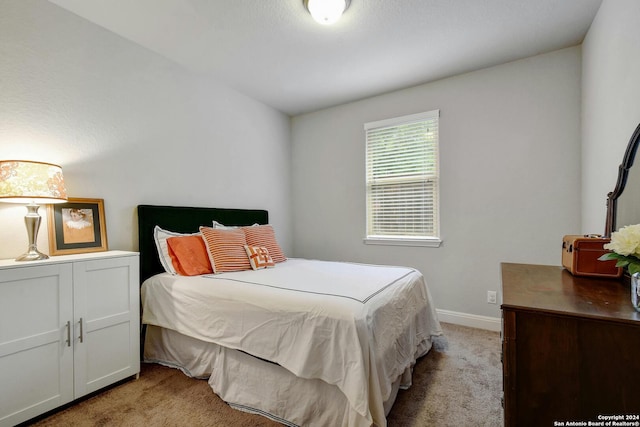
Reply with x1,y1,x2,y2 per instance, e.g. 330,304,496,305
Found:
501,263,640,427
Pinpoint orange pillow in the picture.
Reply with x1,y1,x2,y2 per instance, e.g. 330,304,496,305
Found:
200,227,252,274
166,235,212,276
244,245,275,270
242,225,286,263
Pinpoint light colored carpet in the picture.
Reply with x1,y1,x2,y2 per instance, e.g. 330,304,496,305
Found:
28,322,503,426
388,322,503,426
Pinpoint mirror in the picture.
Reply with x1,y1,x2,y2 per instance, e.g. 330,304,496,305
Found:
605,122,640,237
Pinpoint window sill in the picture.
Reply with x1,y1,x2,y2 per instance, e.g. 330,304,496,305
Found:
363,237,442,248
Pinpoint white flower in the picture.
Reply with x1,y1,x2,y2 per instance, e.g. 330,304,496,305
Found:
604,224,640,257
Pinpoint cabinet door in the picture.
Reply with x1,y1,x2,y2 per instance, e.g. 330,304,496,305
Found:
73,255,140,397
0,264,74,427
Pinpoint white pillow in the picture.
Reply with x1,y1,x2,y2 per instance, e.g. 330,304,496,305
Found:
153,225,200,275
212,220,235,229
212,221,259,229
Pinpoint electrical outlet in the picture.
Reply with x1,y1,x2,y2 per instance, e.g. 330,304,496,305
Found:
487,290,497,304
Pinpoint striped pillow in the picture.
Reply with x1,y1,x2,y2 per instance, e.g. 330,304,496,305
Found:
244,245,275,270
242,225,287,263
200,227,252,274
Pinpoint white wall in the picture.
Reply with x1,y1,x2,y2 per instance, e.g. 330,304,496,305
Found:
291,48,582,325
0,0,292,259
582,0,640,234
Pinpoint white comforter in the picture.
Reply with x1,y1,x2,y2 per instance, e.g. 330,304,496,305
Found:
141,258,441,427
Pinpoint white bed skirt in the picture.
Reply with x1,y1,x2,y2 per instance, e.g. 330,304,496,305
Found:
143,325,432,427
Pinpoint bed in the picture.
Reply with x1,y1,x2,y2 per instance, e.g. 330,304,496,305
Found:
138,205,442,427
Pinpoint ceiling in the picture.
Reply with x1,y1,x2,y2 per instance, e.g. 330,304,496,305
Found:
48,0,602,116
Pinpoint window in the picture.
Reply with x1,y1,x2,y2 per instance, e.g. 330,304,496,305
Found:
364,110,440,247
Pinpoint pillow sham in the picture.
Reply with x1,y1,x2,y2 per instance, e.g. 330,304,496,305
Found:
244,245,275,270
200,226,252,274
242,224,287,263
167,235,212,276
153,225,200,275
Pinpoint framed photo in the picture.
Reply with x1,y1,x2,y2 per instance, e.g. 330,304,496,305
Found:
47,197,108,255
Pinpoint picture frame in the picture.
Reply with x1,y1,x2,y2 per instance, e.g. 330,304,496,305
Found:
47,197,108,255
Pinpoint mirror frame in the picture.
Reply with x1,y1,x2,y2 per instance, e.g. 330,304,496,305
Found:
605,122,640,237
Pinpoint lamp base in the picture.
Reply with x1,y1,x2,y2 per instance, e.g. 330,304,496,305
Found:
16,249,49,261
15,203,49,262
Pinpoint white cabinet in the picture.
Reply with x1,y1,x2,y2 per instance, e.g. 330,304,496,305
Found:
0,251,139,427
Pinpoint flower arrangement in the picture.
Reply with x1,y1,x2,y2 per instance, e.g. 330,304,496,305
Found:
599,224,640,275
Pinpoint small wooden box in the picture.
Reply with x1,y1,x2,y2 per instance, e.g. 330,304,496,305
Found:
561,235,622,278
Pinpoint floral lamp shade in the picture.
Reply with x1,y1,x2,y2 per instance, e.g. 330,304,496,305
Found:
0,160,67,203
0,160,68,261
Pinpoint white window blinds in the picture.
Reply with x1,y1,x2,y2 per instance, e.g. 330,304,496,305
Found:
365,110,440,243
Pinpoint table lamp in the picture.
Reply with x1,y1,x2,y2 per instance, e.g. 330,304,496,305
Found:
0,160,68,261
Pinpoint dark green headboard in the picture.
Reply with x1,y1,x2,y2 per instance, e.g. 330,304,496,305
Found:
137,205,268,283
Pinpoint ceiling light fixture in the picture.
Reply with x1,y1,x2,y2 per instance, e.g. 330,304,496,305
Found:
304,0,351,25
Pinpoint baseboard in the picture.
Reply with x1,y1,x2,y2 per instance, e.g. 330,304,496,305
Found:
436,309,501,332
